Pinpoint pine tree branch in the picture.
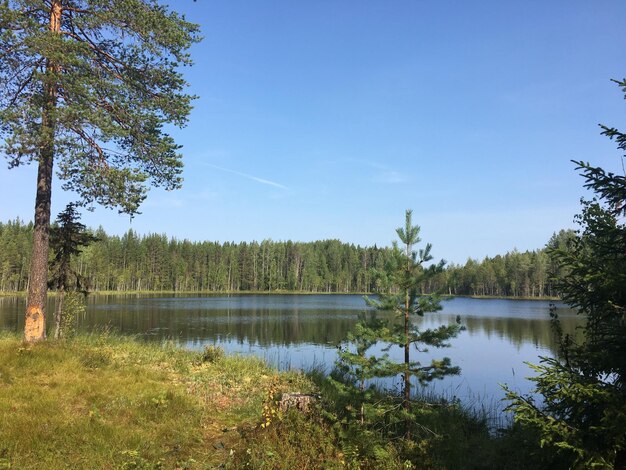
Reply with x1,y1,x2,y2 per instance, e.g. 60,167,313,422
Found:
6,75,34,109
68,126,107,167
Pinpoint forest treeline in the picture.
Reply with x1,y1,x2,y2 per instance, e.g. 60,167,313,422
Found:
0,218,572,297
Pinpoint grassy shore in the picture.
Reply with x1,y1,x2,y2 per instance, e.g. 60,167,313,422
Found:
0,333,316,469
0,333,570,469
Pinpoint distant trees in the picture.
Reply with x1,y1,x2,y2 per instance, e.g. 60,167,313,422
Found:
432,242,575,298
0,1,200,341
0,219,32,292
0,220,578,297
0,221,394,294
79,237,389,293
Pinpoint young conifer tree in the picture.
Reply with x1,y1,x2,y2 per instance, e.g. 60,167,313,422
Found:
505,78,626,469
48,203,96,339
0,1,200,341
366,210,462,435
335,311,394,424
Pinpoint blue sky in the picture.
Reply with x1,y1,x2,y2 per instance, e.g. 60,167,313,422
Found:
2,0,626,264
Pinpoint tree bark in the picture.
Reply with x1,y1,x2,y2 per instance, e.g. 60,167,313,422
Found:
24,0,62,343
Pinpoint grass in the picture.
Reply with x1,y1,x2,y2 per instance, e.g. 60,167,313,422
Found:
0,332,569,469
0,332,313,469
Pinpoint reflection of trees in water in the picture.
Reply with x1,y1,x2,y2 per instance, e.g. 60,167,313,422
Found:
0,296,64,331
77,307,359,347
0,295,583,355
0,296,21,329
421,315,581,356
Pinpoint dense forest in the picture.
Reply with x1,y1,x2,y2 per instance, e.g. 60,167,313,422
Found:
0,218,572,297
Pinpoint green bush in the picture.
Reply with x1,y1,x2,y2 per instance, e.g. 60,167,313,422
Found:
201,344,225,363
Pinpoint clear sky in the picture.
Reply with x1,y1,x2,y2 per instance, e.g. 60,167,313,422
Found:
2,0,626,264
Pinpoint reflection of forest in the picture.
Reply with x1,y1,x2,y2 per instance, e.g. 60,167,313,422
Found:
0,296,360,346
78,307,360,347
414,315,582,354
460,315,579,355
0,296,583,356
0,296,22,329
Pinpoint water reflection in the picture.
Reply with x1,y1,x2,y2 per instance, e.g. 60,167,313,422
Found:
0,294,583,412
0,295,579,356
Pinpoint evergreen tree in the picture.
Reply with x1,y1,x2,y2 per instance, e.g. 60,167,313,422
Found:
505,79,626,469
49,203,96,339
367,210,462,436
335,311,394,424
0,218,572,298
0,1,200,341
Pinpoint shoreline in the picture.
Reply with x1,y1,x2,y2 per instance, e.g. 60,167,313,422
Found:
0,331,566,468
0,290,561,301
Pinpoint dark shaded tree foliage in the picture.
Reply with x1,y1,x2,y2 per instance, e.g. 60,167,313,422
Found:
506,168,626,468
0,0,200,341
505,78,626,469
48,203,96,338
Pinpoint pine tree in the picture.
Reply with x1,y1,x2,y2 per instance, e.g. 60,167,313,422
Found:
366,210,462,436
335,311,394,424
0,1,200,341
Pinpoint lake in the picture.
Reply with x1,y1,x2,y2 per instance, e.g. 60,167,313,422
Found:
0,294,580,419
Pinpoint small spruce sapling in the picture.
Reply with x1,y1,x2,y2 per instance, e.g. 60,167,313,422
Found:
49,203,96,339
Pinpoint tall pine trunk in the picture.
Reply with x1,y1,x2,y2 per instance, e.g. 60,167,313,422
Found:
24,0,61,343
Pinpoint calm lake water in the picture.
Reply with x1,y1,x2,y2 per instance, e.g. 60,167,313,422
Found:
0,294,580,418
